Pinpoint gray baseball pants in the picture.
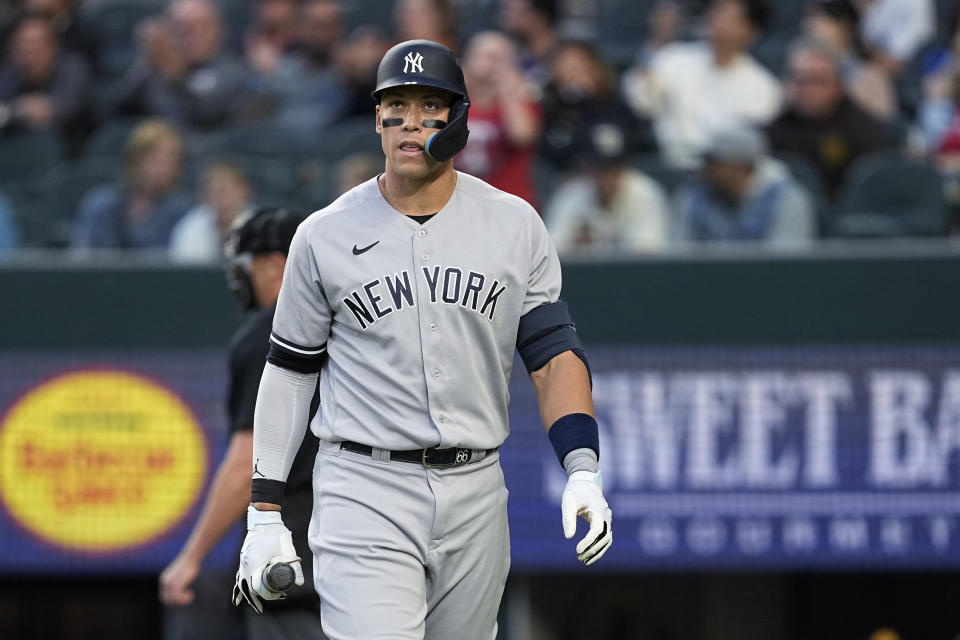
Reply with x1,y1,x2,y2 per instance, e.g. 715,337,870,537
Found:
245,607,327,640
309,440,510,640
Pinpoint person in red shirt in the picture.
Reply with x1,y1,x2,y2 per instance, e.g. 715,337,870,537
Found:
458,30,543,207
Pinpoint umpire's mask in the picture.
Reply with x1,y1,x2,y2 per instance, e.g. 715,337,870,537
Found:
224,206,308,311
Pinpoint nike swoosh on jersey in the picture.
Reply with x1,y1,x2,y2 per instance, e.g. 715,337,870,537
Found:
352,241,380,255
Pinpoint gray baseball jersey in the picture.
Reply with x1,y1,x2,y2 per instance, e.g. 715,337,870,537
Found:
269,171,561,450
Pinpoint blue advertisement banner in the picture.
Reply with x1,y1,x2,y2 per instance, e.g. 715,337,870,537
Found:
2,345,959,574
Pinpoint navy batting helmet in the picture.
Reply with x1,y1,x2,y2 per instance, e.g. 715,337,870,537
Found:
372,39,470,162
225,206,308,310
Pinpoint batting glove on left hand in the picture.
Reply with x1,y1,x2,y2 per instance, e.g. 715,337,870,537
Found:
561,470,613,565
233,506,304,613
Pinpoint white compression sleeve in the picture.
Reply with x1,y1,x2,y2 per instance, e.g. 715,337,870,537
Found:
251,362,318,483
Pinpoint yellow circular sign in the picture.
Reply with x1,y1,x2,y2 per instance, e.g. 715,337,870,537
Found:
0,370,208,551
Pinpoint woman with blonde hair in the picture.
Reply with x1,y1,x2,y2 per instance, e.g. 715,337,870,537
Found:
72,119,191,249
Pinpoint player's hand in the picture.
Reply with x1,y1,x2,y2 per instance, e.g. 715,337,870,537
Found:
232,506,304,613
561,470,613,565
159,552,200,606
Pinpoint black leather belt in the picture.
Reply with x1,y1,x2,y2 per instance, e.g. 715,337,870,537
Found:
340,441,497,469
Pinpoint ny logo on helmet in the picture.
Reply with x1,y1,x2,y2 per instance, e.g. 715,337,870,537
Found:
404,52,424,73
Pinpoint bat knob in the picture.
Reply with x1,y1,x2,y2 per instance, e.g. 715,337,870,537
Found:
263,562,296,593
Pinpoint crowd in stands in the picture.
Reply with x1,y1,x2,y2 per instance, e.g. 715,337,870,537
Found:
0,0,958,258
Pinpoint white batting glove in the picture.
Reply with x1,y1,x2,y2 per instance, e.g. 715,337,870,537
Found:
561,470,613,566
232,506,304,613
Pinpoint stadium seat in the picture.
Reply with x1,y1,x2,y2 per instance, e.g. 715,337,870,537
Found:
832,153,947,238
293,158,335,211
0,130,65,189
630,153,694,195
13,159,118,247
186,153,298,210
895,41,942,118
82,0,166,78
312,117,382,165
81,118,143,167
774,152,831,234
594,0,655,68
341,0,394,36
751,36,789,74
190,125,312,202
456,0,499,43
196,124,310,162
935,0,960,43
532,159,562,212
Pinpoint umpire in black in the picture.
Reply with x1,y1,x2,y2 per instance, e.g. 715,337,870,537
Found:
160,207,326,640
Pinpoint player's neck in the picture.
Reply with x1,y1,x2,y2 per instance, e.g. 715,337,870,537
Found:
378,166,457,216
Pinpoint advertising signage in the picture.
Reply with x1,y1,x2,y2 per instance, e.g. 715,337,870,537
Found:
2,346,959,574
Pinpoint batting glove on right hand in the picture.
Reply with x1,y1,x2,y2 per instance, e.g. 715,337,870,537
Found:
561,470,613,566
233,506,304,613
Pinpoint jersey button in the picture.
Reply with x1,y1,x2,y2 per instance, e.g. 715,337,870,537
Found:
429,322,437,332
418,229,427,237
432,368,441,378
422,252,430,262
438,416,447,423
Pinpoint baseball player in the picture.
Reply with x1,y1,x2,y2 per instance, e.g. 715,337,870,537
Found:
161,207,327,640
232,40,613,639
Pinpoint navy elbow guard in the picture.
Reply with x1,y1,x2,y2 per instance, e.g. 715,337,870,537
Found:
516,300,592,384
548,413,600,466
267,332,326,374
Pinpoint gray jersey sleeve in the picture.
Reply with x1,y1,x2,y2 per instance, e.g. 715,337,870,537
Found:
522,210,562,315
267,220,331,373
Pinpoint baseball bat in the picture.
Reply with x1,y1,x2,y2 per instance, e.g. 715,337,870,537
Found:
263,562,296,593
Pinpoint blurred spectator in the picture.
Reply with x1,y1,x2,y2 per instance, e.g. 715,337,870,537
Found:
0,12,90,152
540,40,656,173
72,120,191,250
334,152,382,196
857,0,935,76
766,39,905,201
0,2,15,39
21,0,97,70
394,0,458,52
498,0,559,88
459,31,542,206
250,0,348,137
802,0,896,120
245,0,300,69
336,25,392,119
631,0,687,70
0,189,19,251
922,100,960,233
545,121,670,254
103,0,248,131
623,0,782,167
674,126,816,247
917,13,960,151
169,161,254,263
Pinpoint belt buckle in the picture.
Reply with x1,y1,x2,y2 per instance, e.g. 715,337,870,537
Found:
421,447,472,469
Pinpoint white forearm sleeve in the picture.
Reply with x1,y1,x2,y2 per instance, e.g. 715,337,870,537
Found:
251,362,318,482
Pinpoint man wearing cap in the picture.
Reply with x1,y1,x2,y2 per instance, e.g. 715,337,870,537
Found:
674,126,816,246
545,120,670,254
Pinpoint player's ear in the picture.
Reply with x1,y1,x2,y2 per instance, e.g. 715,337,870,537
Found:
268,253,286,278
375,105,382,134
